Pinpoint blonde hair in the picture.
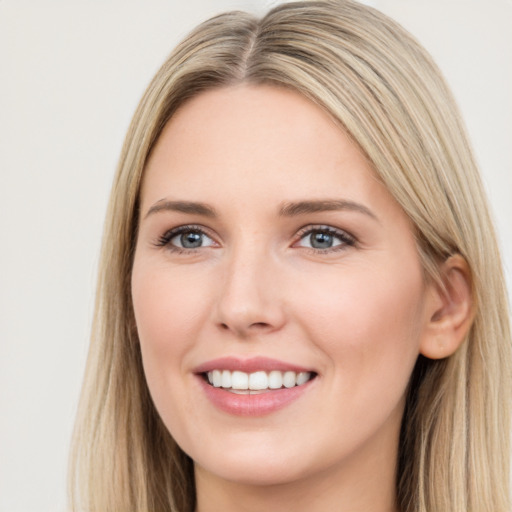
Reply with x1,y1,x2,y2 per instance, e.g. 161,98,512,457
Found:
69,1,511,511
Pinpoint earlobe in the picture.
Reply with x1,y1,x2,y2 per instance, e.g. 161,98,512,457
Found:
419,255,475,360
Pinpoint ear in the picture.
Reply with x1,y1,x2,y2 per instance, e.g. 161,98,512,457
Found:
420,254,475,360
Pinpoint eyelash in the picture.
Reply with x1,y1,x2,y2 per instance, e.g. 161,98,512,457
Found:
154,224,356,254
295,225,356,253
155,225,215,254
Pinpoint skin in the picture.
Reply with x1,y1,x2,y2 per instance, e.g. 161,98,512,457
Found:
131,84,453,512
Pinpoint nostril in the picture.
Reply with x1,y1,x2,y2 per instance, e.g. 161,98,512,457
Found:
218,321,272,335
250,322,271,329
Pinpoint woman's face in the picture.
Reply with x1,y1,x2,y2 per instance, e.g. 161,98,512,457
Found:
132,85,435,488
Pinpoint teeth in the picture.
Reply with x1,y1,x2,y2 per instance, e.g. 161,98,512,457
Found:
231,371,249,390
212,369,222,387
296,371,310,386
206,370,313,391
268,370,283,389
283,371,296,388
221,370,231,389
249,371,268,390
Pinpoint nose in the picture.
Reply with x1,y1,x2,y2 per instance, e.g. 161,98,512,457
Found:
214,242,286,338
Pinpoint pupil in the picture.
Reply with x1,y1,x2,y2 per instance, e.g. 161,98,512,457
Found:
181,231,202,248
311,232,333,249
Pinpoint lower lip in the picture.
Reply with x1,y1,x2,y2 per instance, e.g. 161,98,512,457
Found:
197,377,314,416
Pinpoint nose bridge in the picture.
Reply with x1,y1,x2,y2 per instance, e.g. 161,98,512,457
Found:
215,233,284,336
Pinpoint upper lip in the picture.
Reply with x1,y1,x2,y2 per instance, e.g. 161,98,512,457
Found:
193,356,314,374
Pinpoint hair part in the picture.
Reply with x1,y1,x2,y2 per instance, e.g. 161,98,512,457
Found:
69,2,511,511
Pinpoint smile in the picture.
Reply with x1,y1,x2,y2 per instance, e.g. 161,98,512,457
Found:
194,357,318,416
205,370,314,393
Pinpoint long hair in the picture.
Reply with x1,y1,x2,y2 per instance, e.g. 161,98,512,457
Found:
69,2,511,511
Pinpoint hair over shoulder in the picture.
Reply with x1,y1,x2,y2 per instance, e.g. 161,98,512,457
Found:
69,1,512,511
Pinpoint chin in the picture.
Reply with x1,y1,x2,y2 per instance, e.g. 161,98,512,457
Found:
196,454,310,487
181,429,306,485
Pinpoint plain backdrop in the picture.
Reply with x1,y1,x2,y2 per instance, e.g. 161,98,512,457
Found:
0,1,510,511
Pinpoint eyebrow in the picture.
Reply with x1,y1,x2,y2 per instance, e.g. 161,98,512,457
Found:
144,198,378,221
144,200,217,219
279,199,378,221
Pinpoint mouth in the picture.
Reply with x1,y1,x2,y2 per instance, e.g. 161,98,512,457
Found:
194,357,318,415
203,369,316,394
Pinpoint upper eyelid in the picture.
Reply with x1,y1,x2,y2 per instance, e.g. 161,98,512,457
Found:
164,224,214,237
295,224,355,239
297,224,343,233
155,224,218,246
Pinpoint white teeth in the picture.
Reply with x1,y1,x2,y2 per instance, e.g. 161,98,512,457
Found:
206,370,313,390
283,371,296,388
221,369,231,389
212,369,222,387
231,371,249,390
249,371,268,390
268,370,283,389
297,372,310,386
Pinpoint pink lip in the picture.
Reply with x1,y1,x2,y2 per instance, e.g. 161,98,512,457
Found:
193,357,316,417
197,377,315,416
193,356,312,374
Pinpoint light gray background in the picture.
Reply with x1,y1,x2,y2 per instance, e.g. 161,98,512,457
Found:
1,1,510,511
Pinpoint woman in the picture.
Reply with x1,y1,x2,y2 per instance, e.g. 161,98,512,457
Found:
69,1,511,511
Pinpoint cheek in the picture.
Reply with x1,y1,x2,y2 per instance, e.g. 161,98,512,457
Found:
132,263,209,353
131,261,215,434
131,261,213,411
294,258,426,396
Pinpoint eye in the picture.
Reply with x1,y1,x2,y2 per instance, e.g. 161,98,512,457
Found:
156,226,216,251
295,226,355,251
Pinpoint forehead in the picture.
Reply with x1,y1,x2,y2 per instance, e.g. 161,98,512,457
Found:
140,84,400,222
